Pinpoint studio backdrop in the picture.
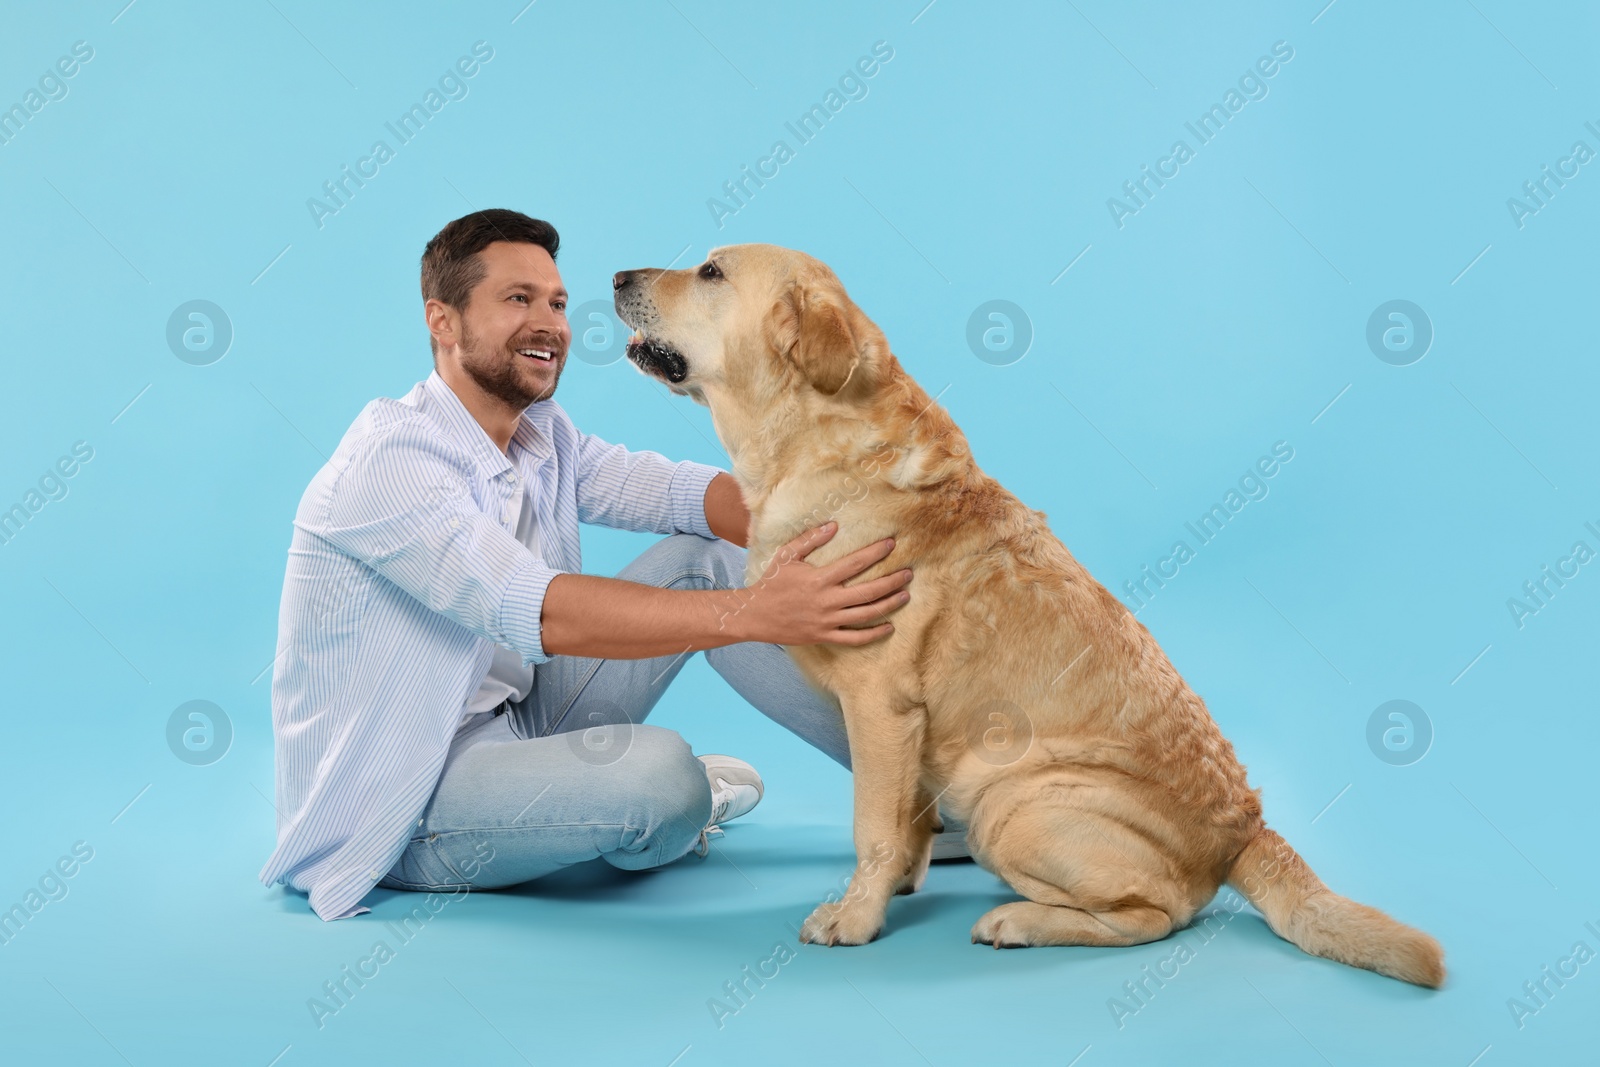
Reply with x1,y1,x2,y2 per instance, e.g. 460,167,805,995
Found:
1,2,1595,1065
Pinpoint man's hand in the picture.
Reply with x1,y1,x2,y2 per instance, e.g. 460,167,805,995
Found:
539,521,912,660
738,521,913,647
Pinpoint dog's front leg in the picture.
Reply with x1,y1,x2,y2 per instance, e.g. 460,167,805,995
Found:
893,783,941,897
800,695,923,946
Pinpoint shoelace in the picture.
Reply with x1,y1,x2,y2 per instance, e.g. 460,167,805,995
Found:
692,823,726,857
694,788,735,857
692,774,750,858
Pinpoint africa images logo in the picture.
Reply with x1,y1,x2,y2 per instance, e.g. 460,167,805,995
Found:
706,40,895,229
305,42,495,230
1106,40,1295,229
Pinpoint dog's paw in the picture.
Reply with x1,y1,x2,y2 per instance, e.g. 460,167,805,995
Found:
799,898,885,946
970,902,1036,948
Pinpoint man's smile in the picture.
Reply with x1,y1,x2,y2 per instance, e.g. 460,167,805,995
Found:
511,334,564,364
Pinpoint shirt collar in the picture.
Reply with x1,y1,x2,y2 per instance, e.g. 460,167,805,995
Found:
422,369,551,479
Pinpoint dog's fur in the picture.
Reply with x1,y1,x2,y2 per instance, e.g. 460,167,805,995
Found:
614,244,1445,986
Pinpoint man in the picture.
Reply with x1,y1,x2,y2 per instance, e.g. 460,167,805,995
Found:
258,208,943,921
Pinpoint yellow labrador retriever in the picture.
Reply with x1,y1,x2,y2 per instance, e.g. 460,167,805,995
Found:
613,245,1444,986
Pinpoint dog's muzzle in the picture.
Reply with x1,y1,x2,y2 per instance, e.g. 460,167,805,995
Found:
613,268,690,384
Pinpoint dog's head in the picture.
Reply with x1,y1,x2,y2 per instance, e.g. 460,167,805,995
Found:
612,244,886,417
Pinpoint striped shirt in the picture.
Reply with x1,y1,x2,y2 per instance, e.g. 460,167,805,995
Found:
257,368,724,920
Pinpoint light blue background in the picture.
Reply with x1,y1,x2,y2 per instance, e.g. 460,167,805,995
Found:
2,1,1596,1064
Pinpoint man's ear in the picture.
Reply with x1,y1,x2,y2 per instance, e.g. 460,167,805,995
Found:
425,298,459,354
766,284,862,396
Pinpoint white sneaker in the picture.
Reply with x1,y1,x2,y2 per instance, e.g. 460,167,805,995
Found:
930,813,972,862
693,754,764,856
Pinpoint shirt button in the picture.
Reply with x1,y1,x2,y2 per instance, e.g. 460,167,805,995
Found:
450,518,460,529
417,818,424,826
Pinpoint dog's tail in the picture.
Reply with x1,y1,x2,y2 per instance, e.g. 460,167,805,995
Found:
1224,825,1444,988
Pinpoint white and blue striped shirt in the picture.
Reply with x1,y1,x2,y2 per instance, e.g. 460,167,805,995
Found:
258,368,725,920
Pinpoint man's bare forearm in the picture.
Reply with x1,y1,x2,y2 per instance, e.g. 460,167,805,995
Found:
703,472,750,548
534,523,911,661
538,571,760,660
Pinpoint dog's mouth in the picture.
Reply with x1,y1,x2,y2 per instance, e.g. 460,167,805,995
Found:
625,332,689,384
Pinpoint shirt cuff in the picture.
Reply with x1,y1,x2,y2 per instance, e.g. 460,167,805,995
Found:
668,461,727,540
500,558,562,667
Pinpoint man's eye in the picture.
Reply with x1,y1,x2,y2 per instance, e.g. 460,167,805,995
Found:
553,302,566,312
698,261,723,280
511,294,527,303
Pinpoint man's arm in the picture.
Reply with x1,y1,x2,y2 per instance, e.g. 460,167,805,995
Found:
309,420,568,666
573,429,723,537
702,471,750,547
540,522,914,659
311,421,911,665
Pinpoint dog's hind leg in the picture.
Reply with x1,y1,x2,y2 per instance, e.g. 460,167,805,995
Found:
971,900,1172,948
964,777,1190,948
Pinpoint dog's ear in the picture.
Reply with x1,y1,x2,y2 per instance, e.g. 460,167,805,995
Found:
766,283,863,396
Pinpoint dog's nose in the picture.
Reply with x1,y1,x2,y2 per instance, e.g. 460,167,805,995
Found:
612,271,633,292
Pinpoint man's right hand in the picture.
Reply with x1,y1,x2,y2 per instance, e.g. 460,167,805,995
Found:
737,521,913,647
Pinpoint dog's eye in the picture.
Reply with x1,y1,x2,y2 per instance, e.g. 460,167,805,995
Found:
698,260,723,281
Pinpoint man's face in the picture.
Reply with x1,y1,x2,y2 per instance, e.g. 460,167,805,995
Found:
444,240,571,409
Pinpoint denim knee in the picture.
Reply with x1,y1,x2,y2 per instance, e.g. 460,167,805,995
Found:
602,725,713,869
632,532,747,592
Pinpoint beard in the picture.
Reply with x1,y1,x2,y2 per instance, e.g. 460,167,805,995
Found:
458,319,565,410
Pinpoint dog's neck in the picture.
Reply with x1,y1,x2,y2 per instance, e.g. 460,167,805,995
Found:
708,355,974,551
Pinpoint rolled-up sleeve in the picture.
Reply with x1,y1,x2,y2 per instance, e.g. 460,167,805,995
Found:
307,420,562,666
574,429,725,539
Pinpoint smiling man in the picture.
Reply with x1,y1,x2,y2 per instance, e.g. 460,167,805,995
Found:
258,209,932,921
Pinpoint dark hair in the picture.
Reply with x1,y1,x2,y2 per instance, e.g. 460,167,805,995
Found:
420,209,560,357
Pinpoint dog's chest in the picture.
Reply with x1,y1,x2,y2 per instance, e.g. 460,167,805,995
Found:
748,477,895,571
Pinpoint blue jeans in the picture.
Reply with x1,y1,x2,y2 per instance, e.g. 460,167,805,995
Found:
377,533,852,893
